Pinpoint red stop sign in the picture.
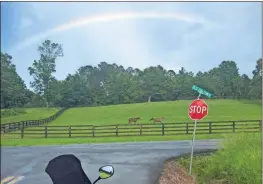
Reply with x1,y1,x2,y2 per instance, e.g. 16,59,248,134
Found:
188,99,208,120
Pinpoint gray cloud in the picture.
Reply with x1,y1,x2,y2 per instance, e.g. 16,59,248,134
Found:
3,2,261,88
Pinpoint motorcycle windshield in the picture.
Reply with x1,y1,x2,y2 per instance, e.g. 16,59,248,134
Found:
45,154,92,184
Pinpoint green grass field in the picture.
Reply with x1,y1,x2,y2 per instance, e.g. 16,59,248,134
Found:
51,100,261,125
1,108,60,124
178,132,262,184
1,99,261,146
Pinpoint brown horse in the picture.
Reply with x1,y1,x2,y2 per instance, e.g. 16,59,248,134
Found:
149,116,164,124
128,117,141,124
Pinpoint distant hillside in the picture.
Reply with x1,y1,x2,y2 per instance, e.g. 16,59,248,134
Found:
50,100,261,126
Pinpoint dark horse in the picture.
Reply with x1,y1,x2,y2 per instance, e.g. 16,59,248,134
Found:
149,116,164,124
128,117,141,124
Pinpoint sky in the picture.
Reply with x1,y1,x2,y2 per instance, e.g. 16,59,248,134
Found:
1,2,262,88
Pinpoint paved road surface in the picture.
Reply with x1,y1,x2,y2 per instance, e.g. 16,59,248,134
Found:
1,140,222,184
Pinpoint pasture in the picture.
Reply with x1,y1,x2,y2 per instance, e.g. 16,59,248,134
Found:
51,100,261,125
1,99,261,146
1,108,60,124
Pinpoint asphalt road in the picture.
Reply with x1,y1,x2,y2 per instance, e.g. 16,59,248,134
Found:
1,139,222,184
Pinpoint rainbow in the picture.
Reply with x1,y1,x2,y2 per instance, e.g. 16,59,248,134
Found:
12,11,206,52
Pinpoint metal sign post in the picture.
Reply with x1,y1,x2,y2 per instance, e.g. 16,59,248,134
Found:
189,93,201,175
188,85,211,175
189,119,197,175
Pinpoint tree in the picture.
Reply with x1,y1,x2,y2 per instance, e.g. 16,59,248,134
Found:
238,74,251,99
2,45,261,109
1,52,31,108
28,40,63,107
252,58,262,77
249,58,262,99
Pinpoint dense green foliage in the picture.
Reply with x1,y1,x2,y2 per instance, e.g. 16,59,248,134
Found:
179,133,262,184
1,39,262,108
28,40,64,108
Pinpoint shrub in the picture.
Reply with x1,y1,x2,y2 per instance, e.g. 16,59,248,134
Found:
1,108,26,118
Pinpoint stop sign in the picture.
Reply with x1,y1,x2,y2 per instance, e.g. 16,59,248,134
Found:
188,99,208,120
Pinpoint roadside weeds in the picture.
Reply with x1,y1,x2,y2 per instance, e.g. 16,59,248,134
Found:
159,160,197,184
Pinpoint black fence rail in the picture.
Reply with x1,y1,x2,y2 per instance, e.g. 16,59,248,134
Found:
2,120,262,139
1,108,68,133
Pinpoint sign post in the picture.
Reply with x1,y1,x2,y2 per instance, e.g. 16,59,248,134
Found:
188,85,210,175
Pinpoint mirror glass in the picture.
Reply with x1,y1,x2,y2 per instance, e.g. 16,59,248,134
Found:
99,165,114,179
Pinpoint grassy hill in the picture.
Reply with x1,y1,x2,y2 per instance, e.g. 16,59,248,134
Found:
1,100,261,146
51,100,261,126
1,108,60,124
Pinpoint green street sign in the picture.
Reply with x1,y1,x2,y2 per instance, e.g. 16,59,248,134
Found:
192,85,212,98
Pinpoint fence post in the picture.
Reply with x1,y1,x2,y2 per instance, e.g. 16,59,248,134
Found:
162,123,164,136
140,124,142,136
116,125,118,136
69,126,71,138
232,121,235,132
209,122,212,134
92,126,95,137
186,123,189,134
45,126,48,138
21,125,24,139
259,120,262,132
2,125,6,133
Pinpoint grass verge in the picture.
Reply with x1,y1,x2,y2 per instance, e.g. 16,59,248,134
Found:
0,133,237,146
178,132,262,184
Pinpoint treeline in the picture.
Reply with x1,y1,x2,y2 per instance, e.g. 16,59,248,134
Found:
1,40,262,108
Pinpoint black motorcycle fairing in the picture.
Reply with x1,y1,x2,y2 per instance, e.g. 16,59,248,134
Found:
45,154,92,184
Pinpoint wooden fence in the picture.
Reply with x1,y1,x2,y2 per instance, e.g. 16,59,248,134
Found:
1,107,68,133
2,120,262,139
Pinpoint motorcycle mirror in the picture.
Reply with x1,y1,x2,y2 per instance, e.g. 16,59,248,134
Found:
99,165,114,179
93,165,114,184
